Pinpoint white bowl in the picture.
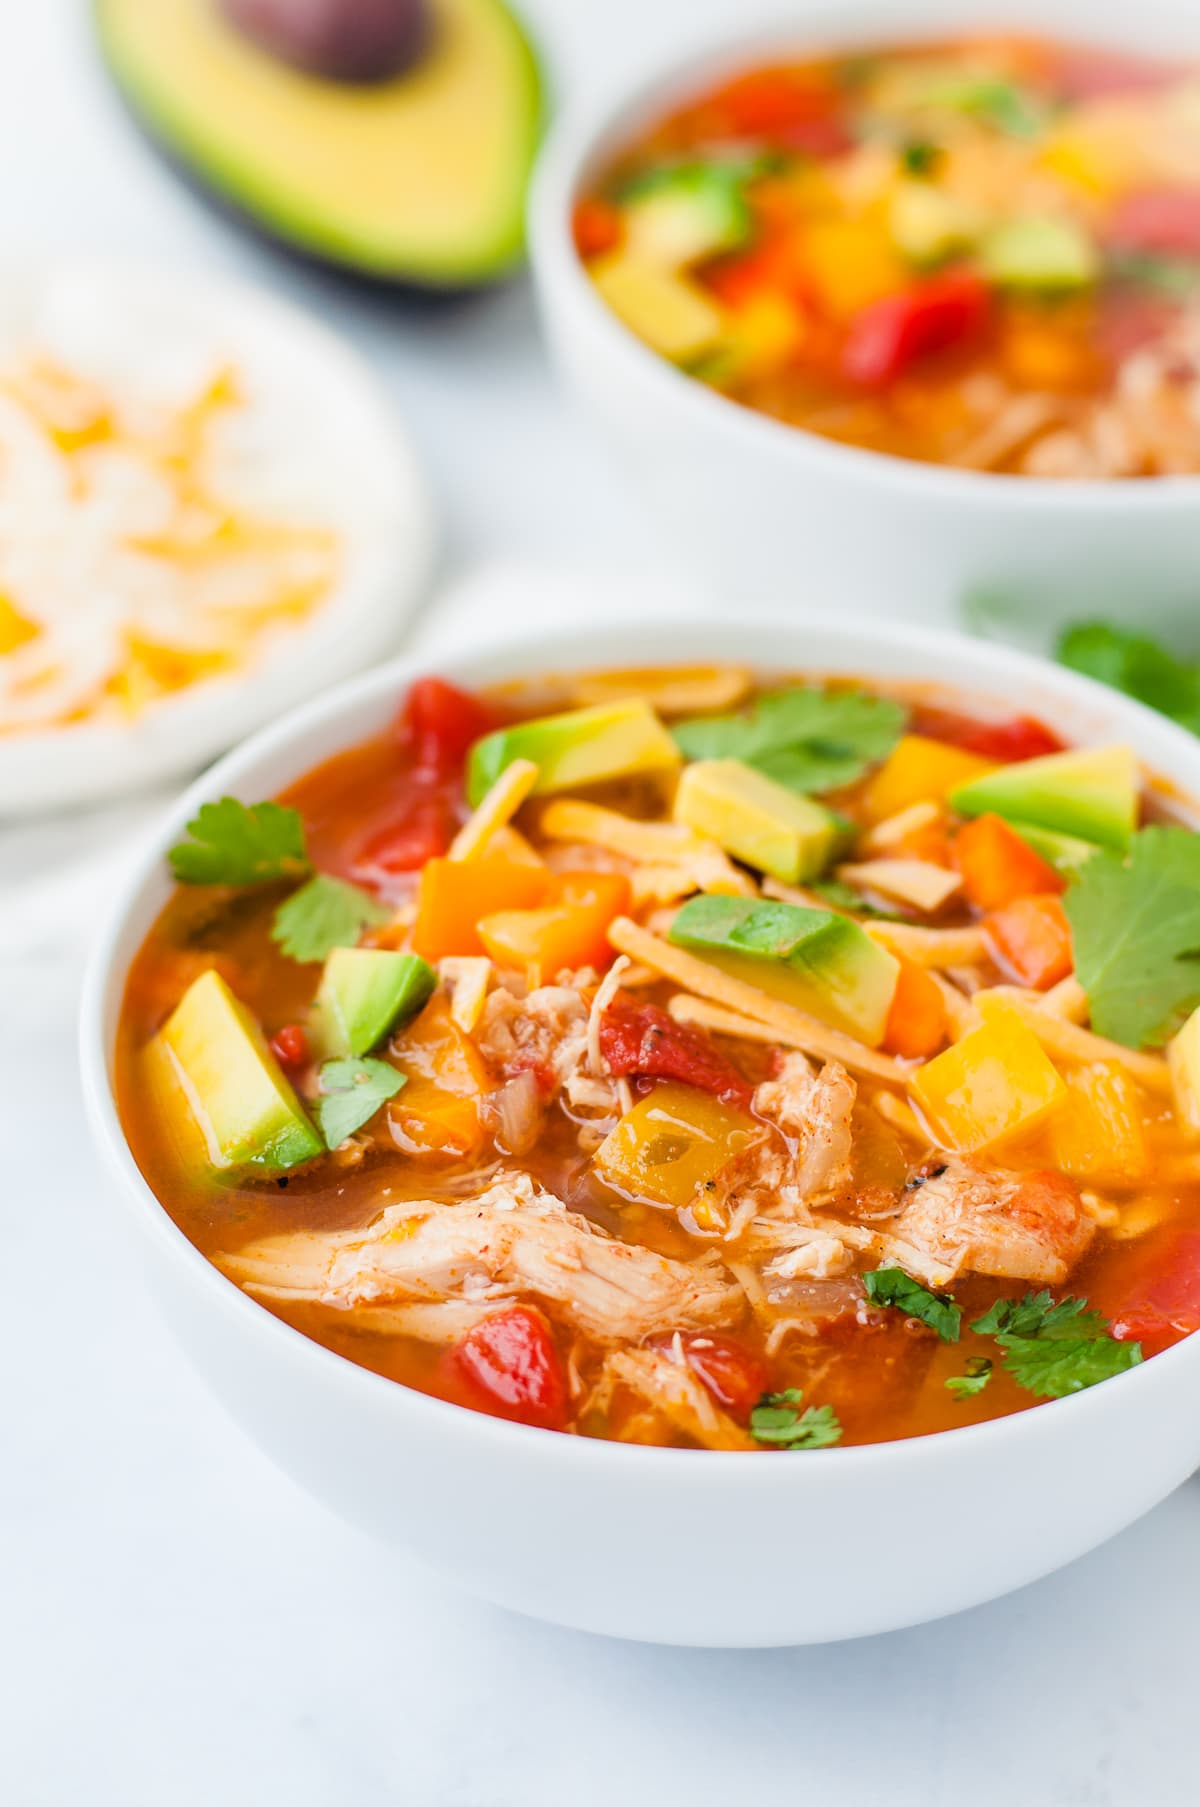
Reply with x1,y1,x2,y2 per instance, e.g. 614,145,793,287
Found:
0,259,433,815
530,0,1200,639
81,614,1200,1647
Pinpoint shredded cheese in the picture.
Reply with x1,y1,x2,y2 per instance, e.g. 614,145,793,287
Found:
586,954,631,1076
448,758,539,862
867,921,990,967
837,858,962,913
439,957,492,1033
862,799,940,853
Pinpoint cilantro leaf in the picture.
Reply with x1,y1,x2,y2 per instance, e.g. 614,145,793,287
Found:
945,1357,992,1400
1057,621,1200,736
673,686,905,795
1065,826,1200,1048
271,873,391,965
1107,248,1200,302
315,1057,404,1147
862,1267,961,1342
971,1290,1106,1341
993,1335,1142,1399
749,1389,843,1450
169,798,311,887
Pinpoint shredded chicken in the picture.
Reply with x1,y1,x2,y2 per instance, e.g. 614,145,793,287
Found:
476,984,590,1093
890,1158,1094,1287
223,1172,745,1345
592,1347,755,1451
753,1055,857,1203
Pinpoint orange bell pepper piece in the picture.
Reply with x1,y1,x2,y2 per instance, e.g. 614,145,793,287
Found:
984,894,1074,990
478,872,631,980
883,954,948,1060
572,198,622,260
954,813,1064,911
412,857,552,962
388,994,491,1156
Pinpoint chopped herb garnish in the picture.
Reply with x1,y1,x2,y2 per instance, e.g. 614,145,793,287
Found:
901,139,942,176
971,1290,1142,1399
863,1267,961,1342
168,798,311,887
750,1389,843,1450
315,1056,405,1148
945,1356,992,1400
1057,621,1200,736
1065,826,1200,1048
1107,247,1200,302
673,686,905,795
270,873,391,965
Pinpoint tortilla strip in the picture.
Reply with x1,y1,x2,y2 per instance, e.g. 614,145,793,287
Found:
866,921,990,967
448,758,539,862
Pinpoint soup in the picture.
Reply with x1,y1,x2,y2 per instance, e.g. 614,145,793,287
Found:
117,665,1200,1450
575,36,1200,476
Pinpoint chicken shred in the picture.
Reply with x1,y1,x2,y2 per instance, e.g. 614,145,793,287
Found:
591,1347,755,1451
889,1159,1094,1287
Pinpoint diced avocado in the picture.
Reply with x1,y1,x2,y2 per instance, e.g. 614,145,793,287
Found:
467,698,680,806
314,947,436,1059
1168,1004,1200,1133
1008,822,1099,875
589,253,728,364
154,969,322,1174
95,0,543,289
982,216,1098,292
673,758,841,883
669,894,900,1046
949,745,1138,853
621,164,753,268
889,180,982,267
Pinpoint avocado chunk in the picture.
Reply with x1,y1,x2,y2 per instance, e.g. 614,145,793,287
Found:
467,699,681,806
889,180,982,267
1009,822,1099,875
589,254,728,364
673,758,842,883
949,744,1137,853
154,969,322,1174
669,894,901,1046
982,216,1098,292
622,164,754,268
314,946,436,1057
95,0,543,288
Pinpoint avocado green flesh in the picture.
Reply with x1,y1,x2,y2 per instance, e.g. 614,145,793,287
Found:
670,894,900,1047
674,759,840,884
95,0,543,286
315,947,436,1058
154,968,322,1175
949,746,1137,853
467,700,680,806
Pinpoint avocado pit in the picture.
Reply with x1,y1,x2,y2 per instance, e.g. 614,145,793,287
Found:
222,0,432,84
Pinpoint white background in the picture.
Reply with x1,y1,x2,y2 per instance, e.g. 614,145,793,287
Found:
3,5,1200,1804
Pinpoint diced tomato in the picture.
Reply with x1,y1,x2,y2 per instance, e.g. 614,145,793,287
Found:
706,235,813,311
572,197,623,260
701,67,845,144
269,1023,309,1068
1096,288,1175,364
398,676,498,776
984,894,1074,990
599,998,752,1104
955,814,1065,912
911,705,1064,763
352,789,456,877
883,956,947,1060
842,269,990,387
1107,1230,1200,1355
452,1306,569,1432
1051,49,1178,104
1109,188,1200,260
648,1331,767,1422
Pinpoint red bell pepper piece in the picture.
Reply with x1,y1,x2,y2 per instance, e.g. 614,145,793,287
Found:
983,894,1074,989
269,1024,309,1068
598,998,752,1104
911,704,1064,762
1107,1231,1200,1355
453,1305,569,1431
648,1331,767,1421
843,269,991,387
702,67,846,144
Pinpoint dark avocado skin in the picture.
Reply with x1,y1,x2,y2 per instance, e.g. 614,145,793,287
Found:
92,0,544,296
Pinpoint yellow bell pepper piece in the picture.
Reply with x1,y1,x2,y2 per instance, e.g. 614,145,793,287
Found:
800,217,907,320
910,1001,1066,1153
0,594,39,655
860,735,998,824
1047,1062,1150,1182
726,293,806,380
593,1081,761,1212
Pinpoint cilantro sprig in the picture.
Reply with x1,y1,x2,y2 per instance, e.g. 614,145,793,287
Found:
271,874,391,964
673,686,905,795
750,1389,843,1450
945,1357,992,1401
1064,826,1200,1049
169,798,389,967
315,1057,405,1147
1057,621,1200,736
863,1267,962,1342
970,1290,1142,1399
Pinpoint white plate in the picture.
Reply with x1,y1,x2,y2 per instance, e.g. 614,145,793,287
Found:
0,259,434,814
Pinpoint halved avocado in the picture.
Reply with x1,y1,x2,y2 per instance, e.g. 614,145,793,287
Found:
95,0,543,288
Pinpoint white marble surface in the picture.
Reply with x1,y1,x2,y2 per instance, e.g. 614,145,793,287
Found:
3,4,1200,1803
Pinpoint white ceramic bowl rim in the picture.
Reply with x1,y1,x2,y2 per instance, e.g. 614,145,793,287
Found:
80,613,1200,1485
530,1,1200,512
